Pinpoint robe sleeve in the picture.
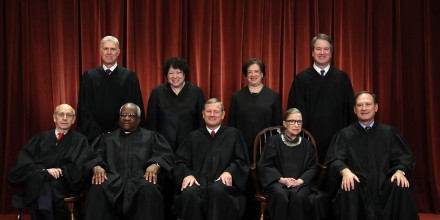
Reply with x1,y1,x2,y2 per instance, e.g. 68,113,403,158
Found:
125,72,146,126
223,130,250,191
299,140,318,185
287,75,307,119
387,129,415,178
257,137,283,188
195,88,205,128
60,134,91,192
273,93,283,126
174,136,195,185
324,130,349,173
146,88,159,131
146,132,174,172
227,94,238,127
7,134,47,185
77,72,103,140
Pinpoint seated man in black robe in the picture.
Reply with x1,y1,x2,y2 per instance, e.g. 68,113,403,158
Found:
258,108,317,220
83,103,174,220
325,91,419,220
8,104,90,220
174,98,250,220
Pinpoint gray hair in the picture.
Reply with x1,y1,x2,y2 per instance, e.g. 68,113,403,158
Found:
54,104,75,115
283,108,302,121
101,36,120,48
120,103,141,117
311,33,333,52
204,98,224,112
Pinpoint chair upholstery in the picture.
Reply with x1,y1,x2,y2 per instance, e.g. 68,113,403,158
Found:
250,126,327,220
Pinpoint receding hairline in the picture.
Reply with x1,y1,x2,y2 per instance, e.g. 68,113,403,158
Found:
54,104,75,115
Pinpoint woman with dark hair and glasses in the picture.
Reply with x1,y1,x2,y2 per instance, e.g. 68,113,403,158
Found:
258,108,317,220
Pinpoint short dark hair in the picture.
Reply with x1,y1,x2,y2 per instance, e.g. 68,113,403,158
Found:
354,91,378,106
162,57,189,78
242,58,266,77
311,33,334,52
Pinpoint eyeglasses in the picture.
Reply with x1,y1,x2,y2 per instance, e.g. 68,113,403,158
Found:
120,113,138,119
285,120,303,125
55,113,75,119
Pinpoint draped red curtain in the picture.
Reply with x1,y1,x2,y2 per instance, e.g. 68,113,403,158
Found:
1,0,439,214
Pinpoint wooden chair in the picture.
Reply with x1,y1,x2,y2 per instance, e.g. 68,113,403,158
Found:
250,126,327,220
12,194,81,220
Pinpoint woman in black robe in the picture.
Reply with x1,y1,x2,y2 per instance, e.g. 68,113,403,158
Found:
228,58,282,162
258,108,317,220
228,58,282,219
146,57,205,152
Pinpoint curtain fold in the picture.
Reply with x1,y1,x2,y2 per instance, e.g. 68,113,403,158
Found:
1,0,439,214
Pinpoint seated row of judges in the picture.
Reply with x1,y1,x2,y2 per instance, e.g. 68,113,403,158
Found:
8,91,419,220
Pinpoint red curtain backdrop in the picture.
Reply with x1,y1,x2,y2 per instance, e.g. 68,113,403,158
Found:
1,0,439,214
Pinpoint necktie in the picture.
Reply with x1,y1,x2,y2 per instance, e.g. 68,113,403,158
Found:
57,132,64,140
320,70,325,76
211,130,215,137
365,126,372,132
105,69,112,75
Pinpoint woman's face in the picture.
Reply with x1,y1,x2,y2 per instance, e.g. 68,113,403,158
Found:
246,64,263,87
283,113,303,137
167,67,185,88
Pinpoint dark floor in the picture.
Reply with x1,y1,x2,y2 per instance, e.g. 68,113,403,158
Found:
0,213,439,220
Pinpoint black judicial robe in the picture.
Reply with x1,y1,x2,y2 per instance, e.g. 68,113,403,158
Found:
325,122,418,220
84,128,174,214
228,86,282,162
258,134,317,220
8,130,90,208
258,134,317,188
287,66,355,163
146,81,205,151
175,126,250,192
77,66,145,141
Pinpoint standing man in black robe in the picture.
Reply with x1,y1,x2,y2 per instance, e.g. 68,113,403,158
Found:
287,33,356,163
77,35,145,142
8,104,90,220
174,98,249,220
325,91,419,220
83,103,174,220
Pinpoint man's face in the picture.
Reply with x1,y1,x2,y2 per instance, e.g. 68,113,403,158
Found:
354,93,378,124
167,67,185,88
119,106,140,132
53,105,75,131
202,103,225,128
100,40,120,67
312,39,332,67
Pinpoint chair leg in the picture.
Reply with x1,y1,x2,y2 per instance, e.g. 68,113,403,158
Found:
260,201,266,220
64,200,75,220
17,208,23,220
